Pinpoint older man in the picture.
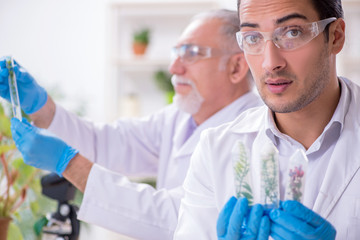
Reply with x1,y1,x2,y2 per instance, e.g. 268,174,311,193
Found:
1,9,262,239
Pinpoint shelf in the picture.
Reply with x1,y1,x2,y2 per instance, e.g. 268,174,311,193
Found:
111,57,170,71
105,0,219,120
113,57,169,66
109,1,218,17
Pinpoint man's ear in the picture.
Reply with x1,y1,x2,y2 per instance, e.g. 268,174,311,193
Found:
330,18,345,54
228,52,249,84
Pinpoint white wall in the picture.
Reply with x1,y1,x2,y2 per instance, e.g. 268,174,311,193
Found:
0,0,106,121
0,0,237,122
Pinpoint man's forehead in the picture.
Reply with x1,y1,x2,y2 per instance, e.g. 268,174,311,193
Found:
239,0,315,26
177,19,220,46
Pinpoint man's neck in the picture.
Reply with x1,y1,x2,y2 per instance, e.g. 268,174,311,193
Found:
274,80,341,150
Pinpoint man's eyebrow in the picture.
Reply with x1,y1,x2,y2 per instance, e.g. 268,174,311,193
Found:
240,22,259,29
276,13,308,25
240,13,308,30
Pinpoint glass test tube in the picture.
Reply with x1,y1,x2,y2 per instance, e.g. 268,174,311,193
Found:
285,149,308,202
231,140,253,204
260,141,280,209
6,56,22,120
231,140,253,234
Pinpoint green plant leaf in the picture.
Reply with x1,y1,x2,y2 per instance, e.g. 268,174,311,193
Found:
11,158,36,186
0,104,4,115
33,216,48,236
8,222,24,240
0,144,16,155
0,114,12,137
241,191,253,201
133,28,150,44
242,182,253,194
154,70,173,92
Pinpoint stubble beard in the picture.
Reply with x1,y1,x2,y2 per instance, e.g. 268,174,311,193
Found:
257,46,330,113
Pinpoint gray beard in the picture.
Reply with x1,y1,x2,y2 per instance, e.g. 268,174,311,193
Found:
173,89,204,115
171,75,204,115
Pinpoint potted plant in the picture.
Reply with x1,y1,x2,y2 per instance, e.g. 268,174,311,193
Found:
0,104,51,240
132,28,150,56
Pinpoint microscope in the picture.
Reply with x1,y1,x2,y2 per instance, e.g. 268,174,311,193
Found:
38,173,80,240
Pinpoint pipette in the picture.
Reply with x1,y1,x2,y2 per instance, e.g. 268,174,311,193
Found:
5,56,22,120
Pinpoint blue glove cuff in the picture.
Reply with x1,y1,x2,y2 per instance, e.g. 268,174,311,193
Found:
24,88,48,114
56,146,79,176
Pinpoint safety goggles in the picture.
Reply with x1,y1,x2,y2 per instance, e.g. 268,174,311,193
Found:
171,44,217,64
236,17,337,55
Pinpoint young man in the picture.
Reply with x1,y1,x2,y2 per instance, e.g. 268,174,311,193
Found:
174,0,359,239
0,10,262,239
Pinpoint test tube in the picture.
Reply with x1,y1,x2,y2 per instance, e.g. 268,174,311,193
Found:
231,140,253,204
231,140,253,234
260,141,280,209
5,56,22,120
285,149,308,202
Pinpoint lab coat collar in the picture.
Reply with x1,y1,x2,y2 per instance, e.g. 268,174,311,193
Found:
266,77,350,152
312,78,360,218
233,77,351,149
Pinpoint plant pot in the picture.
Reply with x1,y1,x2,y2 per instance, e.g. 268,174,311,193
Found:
132,42,148,56
0,217,12,240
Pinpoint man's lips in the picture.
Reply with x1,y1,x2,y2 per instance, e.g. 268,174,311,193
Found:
174,82,191,94
265,79,293,94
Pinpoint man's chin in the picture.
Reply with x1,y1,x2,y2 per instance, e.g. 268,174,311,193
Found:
173,95,202,115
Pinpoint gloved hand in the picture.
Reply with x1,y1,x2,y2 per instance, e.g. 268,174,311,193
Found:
10,118,79,176
0,57,47,114
217,196,271,240
269,200,336,240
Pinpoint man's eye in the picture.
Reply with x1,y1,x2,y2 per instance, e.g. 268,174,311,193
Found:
244,34,261,45
189,50,198,56
184,48,199,58
285,29,302,38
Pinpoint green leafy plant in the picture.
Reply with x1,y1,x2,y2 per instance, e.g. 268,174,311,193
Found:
0,103,55,239
133,28,150,45
232,141,253,204
261,145,279,208
0,105,31,218
153,70,174,104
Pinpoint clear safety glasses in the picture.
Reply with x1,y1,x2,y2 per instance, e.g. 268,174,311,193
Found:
171,44,215,64
236,17,337,55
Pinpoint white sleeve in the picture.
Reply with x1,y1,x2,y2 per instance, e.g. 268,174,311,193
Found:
78,164,183,239
174,133,219,240
48,104,164,176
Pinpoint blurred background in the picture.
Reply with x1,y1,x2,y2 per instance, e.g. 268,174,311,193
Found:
1,0,359,122
0,0,359,239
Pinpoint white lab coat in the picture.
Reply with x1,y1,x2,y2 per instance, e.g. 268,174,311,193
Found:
48,91,263,239
174,78,360,240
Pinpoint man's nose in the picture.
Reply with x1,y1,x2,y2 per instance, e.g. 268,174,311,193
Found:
168,56,186,75
261,40,286,73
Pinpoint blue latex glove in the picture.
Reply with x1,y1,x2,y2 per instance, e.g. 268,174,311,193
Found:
10,118,79,176
0,57,47,114
217,196,271,240
269,200,336,240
